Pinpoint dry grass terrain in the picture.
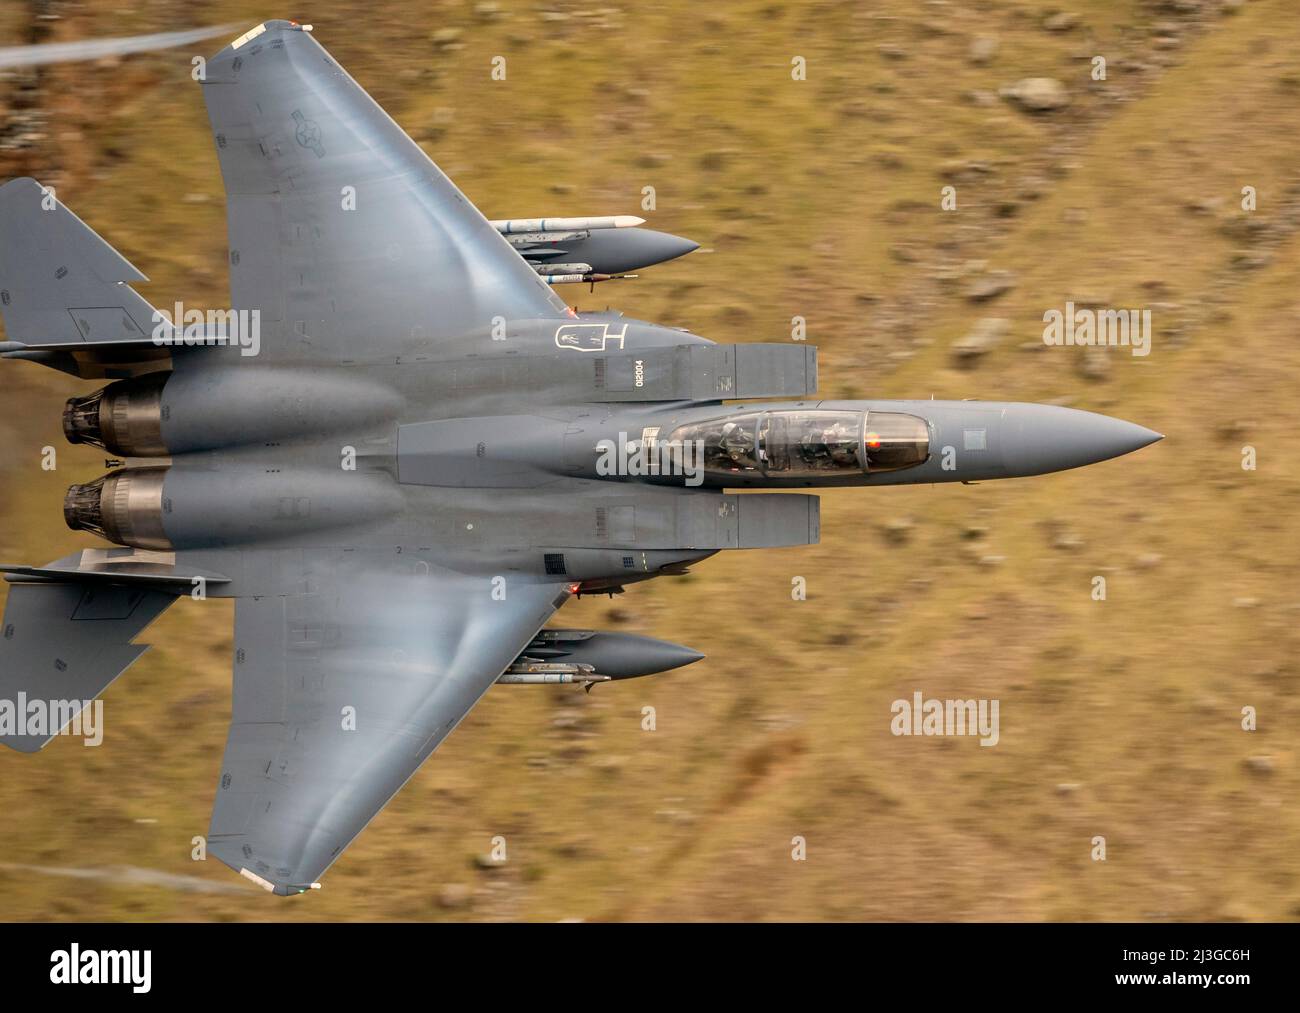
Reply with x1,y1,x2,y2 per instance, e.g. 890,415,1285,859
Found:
0,0,1297,920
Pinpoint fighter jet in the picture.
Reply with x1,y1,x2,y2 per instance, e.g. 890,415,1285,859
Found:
0,21,1159,895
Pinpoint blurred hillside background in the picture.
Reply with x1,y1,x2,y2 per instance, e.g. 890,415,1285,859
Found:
0,0,1297,921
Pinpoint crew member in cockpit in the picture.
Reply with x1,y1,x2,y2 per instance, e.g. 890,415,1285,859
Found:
830,440,859,467
719,420,756,468
826,421,859,467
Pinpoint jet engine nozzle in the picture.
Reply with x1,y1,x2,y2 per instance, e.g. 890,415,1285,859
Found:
62,372,169,456
63,467,171,549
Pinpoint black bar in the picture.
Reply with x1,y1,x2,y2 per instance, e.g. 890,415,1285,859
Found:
0,922,1286,998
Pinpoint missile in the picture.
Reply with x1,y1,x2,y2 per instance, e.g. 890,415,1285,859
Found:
496,661,611,686
535,263,593,276
491,213,698,283
502,231,587,247
542,272,636,286
489,215,646,235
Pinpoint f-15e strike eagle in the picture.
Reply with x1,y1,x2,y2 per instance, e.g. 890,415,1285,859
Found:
0,21,1159,895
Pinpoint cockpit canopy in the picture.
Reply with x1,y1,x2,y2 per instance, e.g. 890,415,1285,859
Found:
666,409,929,479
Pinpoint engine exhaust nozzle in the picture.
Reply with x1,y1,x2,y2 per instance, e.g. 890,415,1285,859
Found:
63,467,171,550
62,372,169,456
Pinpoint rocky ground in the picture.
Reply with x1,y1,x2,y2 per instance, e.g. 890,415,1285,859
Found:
0,0,1297,921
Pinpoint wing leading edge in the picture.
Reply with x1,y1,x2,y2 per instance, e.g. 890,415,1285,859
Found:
208,557,572,894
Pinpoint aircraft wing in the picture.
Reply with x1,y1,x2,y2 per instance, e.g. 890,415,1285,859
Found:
200,21,566,364
207,557,571,894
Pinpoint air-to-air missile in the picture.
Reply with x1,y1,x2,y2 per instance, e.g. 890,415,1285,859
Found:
489,214,698,285
495,662,609,687
534,265,635,287
491,215,647,234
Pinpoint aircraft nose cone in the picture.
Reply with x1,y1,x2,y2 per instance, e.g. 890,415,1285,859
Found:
1002,404,1162,477
664,644,706,670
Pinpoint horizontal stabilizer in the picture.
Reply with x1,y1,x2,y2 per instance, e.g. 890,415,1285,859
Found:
0,338,171,379
0,177,159,345
0,580,177,752
0,549,230,589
